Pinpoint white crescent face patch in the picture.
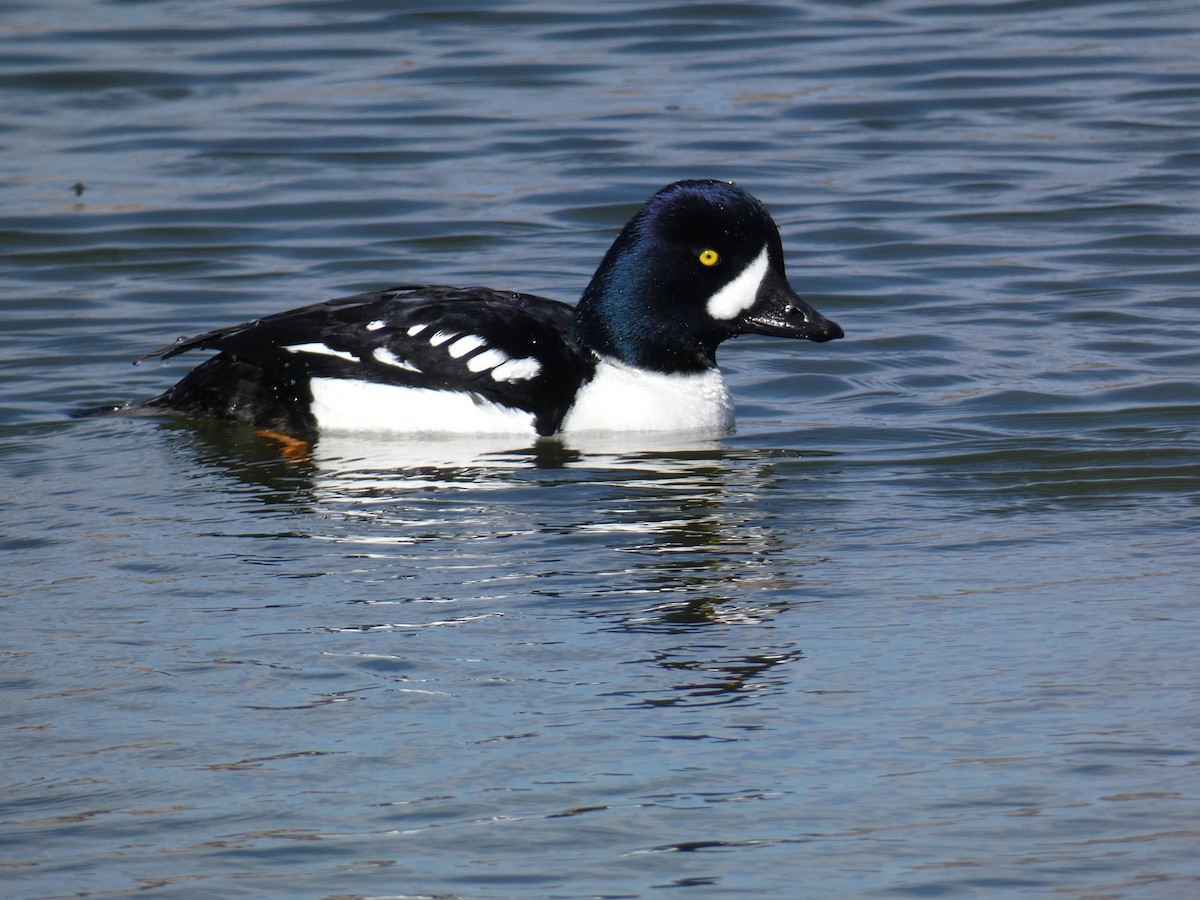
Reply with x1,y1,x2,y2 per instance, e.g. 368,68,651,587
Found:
705,246,769,321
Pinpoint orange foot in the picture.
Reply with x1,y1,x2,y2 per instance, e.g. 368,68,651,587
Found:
256,429,312,463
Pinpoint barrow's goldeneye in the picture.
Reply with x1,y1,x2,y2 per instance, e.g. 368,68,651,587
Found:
129,180,843,438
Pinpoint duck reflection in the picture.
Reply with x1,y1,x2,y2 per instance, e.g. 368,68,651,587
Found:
153,418,833,707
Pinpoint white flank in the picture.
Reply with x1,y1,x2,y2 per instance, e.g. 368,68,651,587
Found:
372,347,420,372
406,323,428,337
466,348,510,373
284,342,358,362
560,358,734,436
366,319,386,331
309,378,535,435
447,334,487,358
428,329,456,347
491,357,542,382
705,246,769,320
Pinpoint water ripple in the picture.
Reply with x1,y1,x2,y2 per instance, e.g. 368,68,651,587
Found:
3,0,1200,897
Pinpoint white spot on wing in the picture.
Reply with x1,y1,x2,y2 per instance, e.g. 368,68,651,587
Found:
373,347,420,372
466,348,510,373
284,342,358,362
406,323,429,337
428,330,456,347
491,357,542,382
366,319,386,331
706,246,770,321
448,334,486,359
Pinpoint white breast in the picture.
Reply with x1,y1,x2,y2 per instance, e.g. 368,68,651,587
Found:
560,358,734,437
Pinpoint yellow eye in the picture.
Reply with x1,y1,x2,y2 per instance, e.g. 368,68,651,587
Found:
698,248,720,267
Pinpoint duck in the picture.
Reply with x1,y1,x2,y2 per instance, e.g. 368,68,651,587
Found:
129,180,843,438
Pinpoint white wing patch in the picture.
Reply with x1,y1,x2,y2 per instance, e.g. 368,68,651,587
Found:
466,348,510,373
372,347,420,372
366,319,386,331
452,345,542,382
284,342,358,362
706,246,769,320
428,330,456,347
448,334,487,359
491,357,542,382
406,323,429,337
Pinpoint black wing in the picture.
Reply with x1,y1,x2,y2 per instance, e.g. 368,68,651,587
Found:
141,285,596,435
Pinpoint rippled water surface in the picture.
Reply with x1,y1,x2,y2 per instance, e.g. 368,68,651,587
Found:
3,1,1198,897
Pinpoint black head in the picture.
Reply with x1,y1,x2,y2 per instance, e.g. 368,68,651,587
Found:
571,179,843,374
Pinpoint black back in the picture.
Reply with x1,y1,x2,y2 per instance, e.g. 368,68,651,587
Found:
141,286,596,435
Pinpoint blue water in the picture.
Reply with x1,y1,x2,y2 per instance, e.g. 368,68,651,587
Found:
2,1,1199,897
